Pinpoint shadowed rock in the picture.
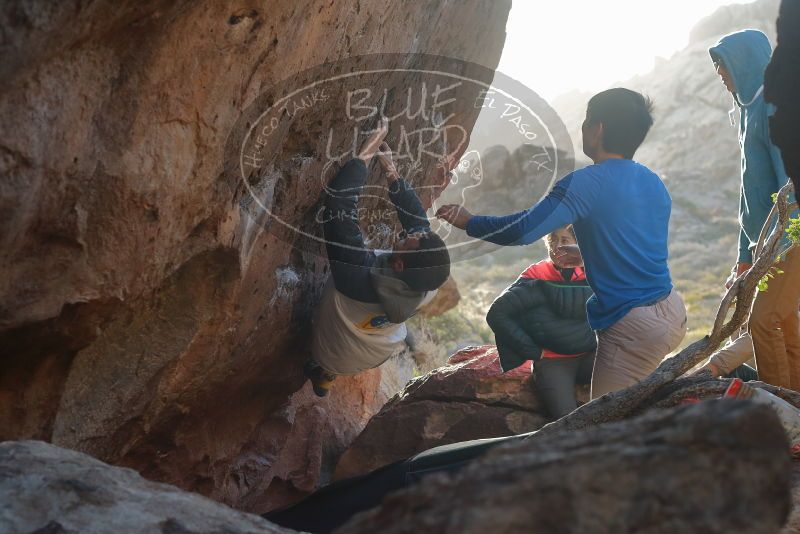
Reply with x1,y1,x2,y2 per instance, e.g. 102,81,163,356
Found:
334,345,554,480
338,400,792,534
0,0,510,513
0,440,293,534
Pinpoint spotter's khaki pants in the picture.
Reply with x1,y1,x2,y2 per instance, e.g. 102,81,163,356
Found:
591,291,687,399
749,247,800,389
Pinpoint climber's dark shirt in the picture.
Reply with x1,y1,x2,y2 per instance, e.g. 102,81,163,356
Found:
322,158,430,303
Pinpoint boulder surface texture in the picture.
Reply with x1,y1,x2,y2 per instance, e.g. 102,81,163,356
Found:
0,0,511,513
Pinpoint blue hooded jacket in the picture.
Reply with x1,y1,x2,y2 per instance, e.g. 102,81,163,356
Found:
709,30,791,263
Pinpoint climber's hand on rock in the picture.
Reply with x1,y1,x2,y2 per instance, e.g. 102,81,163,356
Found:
554,244,583,268
357,117,389,164
436,204,472,230
377,142,400,182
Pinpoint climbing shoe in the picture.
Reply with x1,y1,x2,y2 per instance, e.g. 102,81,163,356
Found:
303,360,336,397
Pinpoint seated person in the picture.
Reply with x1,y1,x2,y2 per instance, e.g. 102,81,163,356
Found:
486,225,596,419
306,119,451,396
697,330,759,381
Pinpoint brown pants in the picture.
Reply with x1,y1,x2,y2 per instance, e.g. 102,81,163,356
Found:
591,291,687,399
749,247,800,389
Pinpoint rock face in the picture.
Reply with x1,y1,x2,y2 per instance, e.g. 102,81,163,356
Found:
0,440,291,534
0,0,511,513
418,276,461,318
783,464,800,534
335,345,553,480
338,400,793,534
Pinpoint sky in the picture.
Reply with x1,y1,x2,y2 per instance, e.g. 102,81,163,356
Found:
498,0,754,100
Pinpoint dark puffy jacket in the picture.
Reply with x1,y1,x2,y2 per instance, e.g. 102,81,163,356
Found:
487,276,596,372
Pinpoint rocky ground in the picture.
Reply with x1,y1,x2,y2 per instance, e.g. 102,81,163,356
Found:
3,346,799,533
2,0,797,532
339,400,791,534
335,345,549,480
0,440,292,534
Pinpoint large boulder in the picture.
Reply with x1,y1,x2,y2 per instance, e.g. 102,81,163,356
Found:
338,400,793,534
0,0,510,513
418,276,461,318
334,345,553,480
784,464,800,534
0,440,291,534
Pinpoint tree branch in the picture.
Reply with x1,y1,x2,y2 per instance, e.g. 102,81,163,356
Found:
646,376,800,411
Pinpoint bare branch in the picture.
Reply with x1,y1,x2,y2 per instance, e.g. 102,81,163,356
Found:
644,376,800,410
754,199,797,260
719,181,795,342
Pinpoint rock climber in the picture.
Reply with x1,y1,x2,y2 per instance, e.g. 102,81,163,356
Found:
305,118,451,396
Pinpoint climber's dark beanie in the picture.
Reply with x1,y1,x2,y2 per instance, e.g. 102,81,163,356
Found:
399,232,450,292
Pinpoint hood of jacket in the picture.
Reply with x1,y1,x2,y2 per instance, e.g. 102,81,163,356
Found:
369,253,429,324
709,29,772,107
520,259,585,282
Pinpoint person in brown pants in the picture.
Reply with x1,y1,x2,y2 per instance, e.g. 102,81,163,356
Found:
710,30,798,389
760,0,800,389
749,249,800,388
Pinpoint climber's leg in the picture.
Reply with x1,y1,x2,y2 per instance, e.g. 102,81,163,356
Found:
304,360,337,397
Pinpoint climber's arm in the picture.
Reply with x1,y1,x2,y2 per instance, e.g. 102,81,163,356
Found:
322,158,377,301
387,178,431,234
377,143,431,234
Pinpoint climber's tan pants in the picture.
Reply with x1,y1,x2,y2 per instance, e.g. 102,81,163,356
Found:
749,247,800,389
591,291,687,399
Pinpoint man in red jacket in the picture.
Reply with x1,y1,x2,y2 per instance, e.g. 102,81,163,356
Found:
486,225,595,418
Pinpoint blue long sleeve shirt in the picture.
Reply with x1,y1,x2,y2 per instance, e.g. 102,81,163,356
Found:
466,158,673,330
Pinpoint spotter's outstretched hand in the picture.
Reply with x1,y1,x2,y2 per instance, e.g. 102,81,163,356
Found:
436,204,473,230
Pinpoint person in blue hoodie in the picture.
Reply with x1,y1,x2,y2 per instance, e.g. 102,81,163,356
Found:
709,29,799,389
